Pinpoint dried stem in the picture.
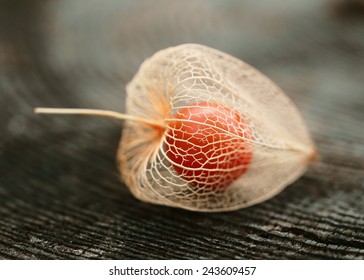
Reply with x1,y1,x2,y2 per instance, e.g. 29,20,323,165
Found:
34,108,165,129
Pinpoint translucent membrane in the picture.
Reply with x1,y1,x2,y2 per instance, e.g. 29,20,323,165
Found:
118,44,316,212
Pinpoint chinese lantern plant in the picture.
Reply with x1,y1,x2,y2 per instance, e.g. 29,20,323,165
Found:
35,44,316,212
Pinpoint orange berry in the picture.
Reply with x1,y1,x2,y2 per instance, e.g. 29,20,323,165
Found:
165,101,253,189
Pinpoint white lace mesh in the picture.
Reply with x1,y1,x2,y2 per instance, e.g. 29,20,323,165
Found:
117,44,315,212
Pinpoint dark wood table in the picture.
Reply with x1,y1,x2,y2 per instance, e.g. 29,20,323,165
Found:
1,0,363,259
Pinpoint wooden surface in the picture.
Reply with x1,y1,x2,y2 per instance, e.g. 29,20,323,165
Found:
1,0,364,259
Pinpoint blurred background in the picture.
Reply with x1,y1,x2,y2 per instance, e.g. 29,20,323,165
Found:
0,0,363,259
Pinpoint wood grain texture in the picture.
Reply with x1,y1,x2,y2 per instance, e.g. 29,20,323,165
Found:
0,0,364,259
